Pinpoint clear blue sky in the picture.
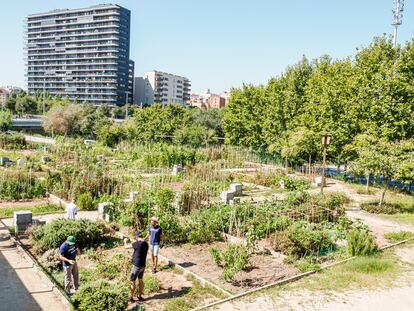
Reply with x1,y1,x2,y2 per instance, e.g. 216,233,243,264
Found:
1,0,413,93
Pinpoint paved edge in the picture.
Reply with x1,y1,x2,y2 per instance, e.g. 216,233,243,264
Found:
0,219,72,310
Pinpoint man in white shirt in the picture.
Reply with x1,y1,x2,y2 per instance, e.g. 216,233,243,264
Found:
66,198,78,220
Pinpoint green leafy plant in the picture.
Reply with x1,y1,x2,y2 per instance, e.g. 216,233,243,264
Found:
72,281,128,311
29,218,106,253
77,193,96,211
210,246,222,266
210,244,249,282
347,229,378,256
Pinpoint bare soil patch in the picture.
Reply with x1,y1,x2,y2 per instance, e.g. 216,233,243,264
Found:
160,242,299,294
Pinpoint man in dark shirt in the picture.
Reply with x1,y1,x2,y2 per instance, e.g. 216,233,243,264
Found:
124,230,149,302
59,235,80,294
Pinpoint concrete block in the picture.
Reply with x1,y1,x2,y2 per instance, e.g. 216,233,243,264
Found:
98,202,110,220
0,157,10,166
41,156,50,164
313,176,323,187
230,183,243,195
129,191,138,200
220,190,236,204
17,158,25,168
14,211,33,233
171,164,183,176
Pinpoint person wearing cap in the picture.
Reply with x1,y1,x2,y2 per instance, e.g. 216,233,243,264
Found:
59,236,80,294
148,216,163,273
124,230,149,302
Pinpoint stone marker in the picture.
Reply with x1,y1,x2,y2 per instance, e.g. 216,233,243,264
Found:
17,158,25,169
314,176,323,187
0,157,10,166
98,202,110,220
41,156,50,164
129,192,138,200
220,190,236,204
230,183,243,195
14,211,33,234
171,164,183,176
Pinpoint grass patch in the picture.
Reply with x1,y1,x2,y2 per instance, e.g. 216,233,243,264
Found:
163,275,225,311
275,251,401,293
144,275,160,294
384,231,414,242
0,203,63,218
381,213,414,226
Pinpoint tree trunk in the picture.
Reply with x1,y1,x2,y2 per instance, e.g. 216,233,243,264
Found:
285,156,288,174
308,154,312,176
366,173,370,192
379,182,387,207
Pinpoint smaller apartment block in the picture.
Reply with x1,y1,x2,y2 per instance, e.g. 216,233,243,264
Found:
134,70,190,106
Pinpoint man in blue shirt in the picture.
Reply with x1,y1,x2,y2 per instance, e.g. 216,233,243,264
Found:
148,216,163,273
59,235,80,294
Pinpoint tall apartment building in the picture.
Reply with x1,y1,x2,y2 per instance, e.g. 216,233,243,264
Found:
25,4,133,106
134,70,191,106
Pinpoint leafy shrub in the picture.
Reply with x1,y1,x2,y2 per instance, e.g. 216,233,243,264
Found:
30,218,106,252
72,281,128,311
0,172,46,200
384,231,414,242
186,209,223,244
210,244,249,282
281,176,310,191
159,213,186,244
0,134,27,150
38,248,61,272
272,221,336,259
347,229,378,256
77,193,96,211
210,247,222,266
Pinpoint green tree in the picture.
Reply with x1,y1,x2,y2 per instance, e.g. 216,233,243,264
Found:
173,125,218,148
43,104,84,136
0,109,12,131
15,96,38,115
130,104,191,142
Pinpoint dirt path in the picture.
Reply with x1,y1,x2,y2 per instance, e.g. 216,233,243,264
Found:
0,221,68,311
346,209,414,247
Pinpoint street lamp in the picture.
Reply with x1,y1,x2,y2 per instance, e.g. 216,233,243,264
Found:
321,134,331,193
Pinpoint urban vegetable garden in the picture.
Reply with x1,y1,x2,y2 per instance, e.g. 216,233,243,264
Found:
2,131,410,311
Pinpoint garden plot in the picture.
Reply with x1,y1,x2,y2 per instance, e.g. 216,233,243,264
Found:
160,242,299,294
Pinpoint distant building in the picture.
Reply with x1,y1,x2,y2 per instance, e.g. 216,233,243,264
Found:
134,70,191,106
0,89,10,106
25,4,133,106
189,89,229,109
0,86,23,107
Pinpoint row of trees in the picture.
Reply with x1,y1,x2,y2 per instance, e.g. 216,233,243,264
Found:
224,36,414,168
41,102,224,148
